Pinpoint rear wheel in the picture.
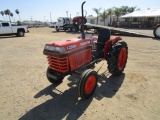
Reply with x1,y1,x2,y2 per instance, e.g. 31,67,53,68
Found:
107,41,128,76
46,67,64,84
153,25,160,38
72,26,79,32
68,27,72,32
77,69,98,99
17,30,25,37
72,27,76,32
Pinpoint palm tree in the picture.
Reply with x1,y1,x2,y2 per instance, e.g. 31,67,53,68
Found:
93,7,102,25
114,7,122,23
128,6,137,13
121,6,129,15
100,9,108,25
10,12,13,22
4,9,11,22
15,9,21,21
107,8,114,25
0,11,5,21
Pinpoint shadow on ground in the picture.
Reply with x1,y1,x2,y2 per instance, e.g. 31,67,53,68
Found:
0,35,18,39
19,72,125,120
152,38,160,41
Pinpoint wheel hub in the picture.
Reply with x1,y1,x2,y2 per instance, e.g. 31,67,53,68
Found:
84,75,96,94
118,48,127,70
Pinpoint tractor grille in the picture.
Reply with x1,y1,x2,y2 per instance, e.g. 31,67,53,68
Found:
47,56,69,73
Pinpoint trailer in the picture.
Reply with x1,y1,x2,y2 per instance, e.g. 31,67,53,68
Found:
85,24,154,38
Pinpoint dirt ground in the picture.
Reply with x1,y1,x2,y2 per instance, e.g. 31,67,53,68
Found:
0,27,160,120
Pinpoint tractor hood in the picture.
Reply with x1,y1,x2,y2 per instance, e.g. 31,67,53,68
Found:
46,38,92,52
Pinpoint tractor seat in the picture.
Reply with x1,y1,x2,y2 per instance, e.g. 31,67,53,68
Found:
94,28,111,58
96,28,111,50
97,28,111,44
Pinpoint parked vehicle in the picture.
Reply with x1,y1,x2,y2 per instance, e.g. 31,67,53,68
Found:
34,24,45,27
54,17,70,31
55,16,93,32
48,22,57,28
153,24,160,39
0,22,28,37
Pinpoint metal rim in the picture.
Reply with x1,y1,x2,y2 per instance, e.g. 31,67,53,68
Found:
155,27,160,37
84,75,96,94
19,31,24,36
118,48,127,70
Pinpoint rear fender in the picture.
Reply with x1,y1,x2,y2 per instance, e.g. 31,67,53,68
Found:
104,36,122,60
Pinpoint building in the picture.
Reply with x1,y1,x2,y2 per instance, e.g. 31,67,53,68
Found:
120,9,160,28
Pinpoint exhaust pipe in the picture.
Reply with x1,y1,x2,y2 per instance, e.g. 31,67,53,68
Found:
81,1,86,39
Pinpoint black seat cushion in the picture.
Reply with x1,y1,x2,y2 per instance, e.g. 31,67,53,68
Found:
97,28,111,43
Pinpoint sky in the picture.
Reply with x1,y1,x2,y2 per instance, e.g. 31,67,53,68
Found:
0,0,160,22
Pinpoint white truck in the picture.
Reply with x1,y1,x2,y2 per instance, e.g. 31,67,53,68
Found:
54,17,70,31
0,22,28,37
54,17,94,32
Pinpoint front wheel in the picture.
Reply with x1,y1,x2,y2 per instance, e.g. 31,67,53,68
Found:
46,67,64,84
55,26,59,32
107,41,128,76
77,69,98,99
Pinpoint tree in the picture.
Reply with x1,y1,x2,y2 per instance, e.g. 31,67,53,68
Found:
128,6,137,13
100,9,108,25
0,11,5,21
107,8,114,25
93,7,102,25
114,7,122,23
121,6,129,15
4,9,11,22
10,12,13,22
15,9,21,21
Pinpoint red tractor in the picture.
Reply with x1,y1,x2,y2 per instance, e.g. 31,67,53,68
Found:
43,2,128,99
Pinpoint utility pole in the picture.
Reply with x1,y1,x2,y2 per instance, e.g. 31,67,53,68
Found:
70,14,71,24
66,11,68,17
50,12,52,22
44,16,45,22
76,12,79,16
31,16,32,21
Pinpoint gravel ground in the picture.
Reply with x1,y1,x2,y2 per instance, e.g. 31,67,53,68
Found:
0,27,160,120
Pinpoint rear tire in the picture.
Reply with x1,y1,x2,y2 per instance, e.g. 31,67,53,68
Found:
153,25,160,38
77,69,98,99
17,30,25,37
68,27,72,32
72,27,76,32
46,67,64,84
107,41,128,76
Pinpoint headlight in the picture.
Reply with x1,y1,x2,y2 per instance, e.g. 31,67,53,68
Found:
44,45,66,53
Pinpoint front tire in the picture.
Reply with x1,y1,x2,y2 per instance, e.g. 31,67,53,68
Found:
55,26,59,32
46,67,64,84
107,41,128,76
77,69,98,99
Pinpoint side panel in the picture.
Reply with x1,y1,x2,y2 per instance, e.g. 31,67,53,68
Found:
69,47,92,71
